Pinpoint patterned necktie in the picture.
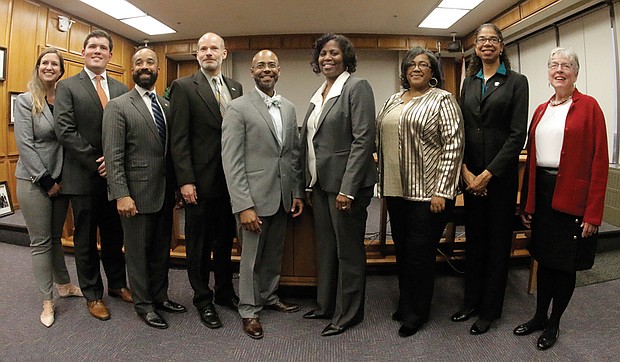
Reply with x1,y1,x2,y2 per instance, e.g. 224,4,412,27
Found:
213,77,230,116
95,75,108,108
148,92,166,144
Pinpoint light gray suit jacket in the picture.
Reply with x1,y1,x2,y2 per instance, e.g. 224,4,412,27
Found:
102,88,172,214
300,76,377,197
14,92,63,183
221,89,303,217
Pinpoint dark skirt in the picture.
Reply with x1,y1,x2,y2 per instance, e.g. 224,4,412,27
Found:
528,168,597,272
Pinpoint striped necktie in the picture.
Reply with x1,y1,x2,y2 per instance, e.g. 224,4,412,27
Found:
95,75,108,108
213,77,230,116
148,92,166,144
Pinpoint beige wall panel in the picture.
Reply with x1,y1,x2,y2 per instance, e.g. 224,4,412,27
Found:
8,0,39,92
65,61,83,77
109,32,123,67
68,19,90,55
0,0,10,45
45,9,68,51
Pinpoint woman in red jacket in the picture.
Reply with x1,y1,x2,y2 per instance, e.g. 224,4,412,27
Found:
514,47,609,350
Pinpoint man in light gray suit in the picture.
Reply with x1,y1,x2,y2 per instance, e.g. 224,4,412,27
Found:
103,47,186,329
222,50,304,339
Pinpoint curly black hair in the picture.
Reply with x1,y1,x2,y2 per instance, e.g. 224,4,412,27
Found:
310,33,357,74
400,46,443,90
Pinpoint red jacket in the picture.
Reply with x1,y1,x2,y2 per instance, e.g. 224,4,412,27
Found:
521,89,609,225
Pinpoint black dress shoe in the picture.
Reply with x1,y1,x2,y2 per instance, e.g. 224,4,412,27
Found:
514,318,547,336
392,311,402,322
451,307,477,322
303,310,330,319
321,323,346,337
156,300,187,314
470,318,492,335
215,295,239,311
198,304,223,329
537,326,559,350
398,320,424,337
138,311,168,329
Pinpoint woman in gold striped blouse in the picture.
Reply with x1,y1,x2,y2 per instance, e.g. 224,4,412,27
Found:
376,46,464,337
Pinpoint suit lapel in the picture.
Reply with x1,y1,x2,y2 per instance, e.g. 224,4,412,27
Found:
481,75,504,103
193,72,222,122
78,70,104,112
250,90,281,147
316,97,337,131
42,103,55,129
129,89,163,152
223,76,241,99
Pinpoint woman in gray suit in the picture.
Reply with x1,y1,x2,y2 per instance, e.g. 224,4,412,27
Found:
15,47,82,327
301,33,377,336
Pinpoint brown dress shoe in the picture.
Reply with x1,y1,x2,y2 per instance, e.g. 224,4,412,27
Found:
242,318,263,339
109,288,133,303
264,300,300,313
87,300,110,320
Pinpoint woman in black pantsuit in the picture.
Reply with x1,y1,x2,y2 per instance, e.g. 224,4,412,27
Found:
451,23,528,334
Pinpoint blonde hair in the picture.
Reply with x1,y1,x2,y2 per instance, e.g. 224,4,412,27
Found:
27,47,65,115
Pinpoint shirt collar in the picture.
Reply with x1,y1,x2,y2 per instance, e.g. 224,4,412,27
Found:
310,71,351,107
201,68,222,85
135,85,156,98
84,67,107,81
475,62,507,79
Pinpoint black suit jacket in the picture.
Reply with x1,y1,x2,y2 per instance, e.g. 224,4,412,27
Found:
54,70,129,194
169,71,243,198
460,69,528,178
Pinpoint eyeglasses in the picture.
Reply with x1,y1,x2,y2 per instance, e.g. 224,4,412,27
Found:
475,36,501,45
253,62,279,70
547,62,574,71
409,62,430,70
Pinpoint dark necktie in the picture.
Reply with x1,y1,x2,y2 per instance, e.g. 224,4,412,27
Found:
148,92,166,144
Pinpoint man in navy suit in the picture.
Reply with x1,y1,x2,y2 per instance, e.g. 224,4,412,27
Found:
169,32,242,329
103,47,186,329
55,30,132,321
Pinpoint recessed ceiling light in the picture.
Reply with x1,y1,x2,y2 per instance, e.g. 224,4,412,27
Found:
121,16,176,35
80,0,145,19
419,8,469,29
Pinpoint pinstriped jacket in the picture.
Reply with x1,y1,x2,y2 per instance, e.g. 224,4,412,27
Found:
376,88,464,201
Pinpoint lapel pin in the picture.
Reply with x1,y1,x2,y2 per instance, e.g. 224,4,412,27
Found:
494,82,500,86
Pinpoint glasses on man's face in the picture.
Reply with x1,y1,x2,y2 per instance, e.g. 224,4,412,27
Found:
475,36,501,45
548,62,574,71
253,62,279,70
409,62,430,70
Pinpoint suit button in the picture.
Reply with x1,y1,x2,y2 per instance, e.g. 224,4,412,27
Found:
573,235,578,240
575,219,579,223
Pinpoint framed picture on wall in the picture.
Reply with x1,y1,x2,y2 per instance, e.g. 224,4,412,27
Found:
9,92,22,125
0,47,6,81
0,181,14,218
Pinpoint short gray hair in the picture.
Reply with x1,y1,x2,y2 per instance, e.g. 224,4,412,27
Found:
549,47,580,74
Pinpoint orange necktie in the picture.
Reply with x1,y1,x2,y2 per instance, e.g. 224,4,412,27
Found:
95,75,108,108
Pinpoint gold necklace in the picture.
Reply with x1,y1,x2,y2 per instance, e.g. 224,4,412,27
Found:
549,94,572,106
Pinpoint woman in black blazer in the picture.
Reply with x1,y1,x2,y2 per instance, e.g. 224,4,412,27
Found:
300,33,377,337
450,23,528,334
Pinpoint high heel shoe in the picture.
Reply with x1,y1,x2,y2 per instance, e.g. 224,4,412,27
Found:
57,283,83,298
40,300,54,327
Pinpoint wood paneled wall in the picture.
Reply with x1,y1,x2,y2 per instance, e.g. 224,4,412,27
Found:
0,0,137,207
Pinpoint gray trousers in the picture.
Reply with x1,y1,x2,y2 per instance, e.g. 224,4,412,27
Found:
237,207,287,318
17,178,70,300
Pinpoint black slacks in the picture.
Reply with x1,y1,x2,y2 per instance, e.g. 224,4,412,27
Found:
387,197,454,326
66,178,127,301
462,167,518,321
185,196,236,309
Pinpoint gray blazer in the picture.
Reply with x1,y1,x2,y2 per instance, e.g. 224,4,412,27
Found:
102,88,172,214
14,92,63,183
221,89,303,216
300,76,377,197
54,69,129,195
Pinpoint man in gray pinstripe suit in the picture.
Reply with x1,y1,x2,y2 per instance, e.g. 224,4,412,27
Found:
103,47,186,329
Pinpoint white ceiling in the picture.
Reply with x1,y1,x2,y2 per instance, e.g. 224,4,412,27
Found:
40,0,522,43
